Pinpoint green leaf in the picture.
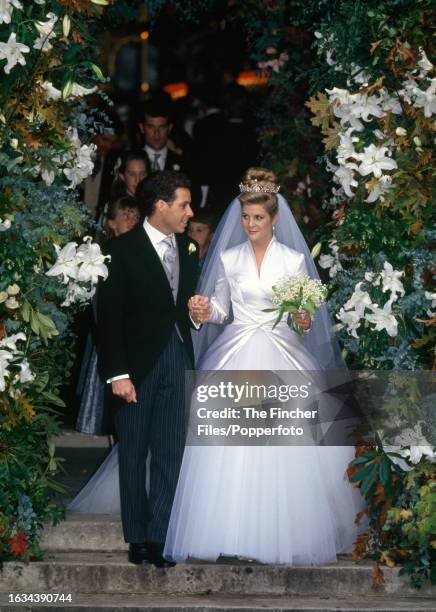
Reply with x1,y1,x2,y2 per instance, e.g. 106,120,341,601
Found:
379,456,391,487
42,391,66,408
90,62,104,81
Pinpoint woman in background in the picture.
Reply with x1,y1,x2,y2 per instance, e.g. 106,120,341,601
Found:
75,195,141,437
97,150,149,241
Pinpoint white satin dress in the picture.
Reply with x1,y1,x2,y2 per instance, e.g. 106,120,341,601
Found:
164,237,363,565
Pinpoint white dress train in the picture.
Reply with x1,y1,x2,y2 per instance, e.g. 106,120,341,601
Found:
164,237,363,565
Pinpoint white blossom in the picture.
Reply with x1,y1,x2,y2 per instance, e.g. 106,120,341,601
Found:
41,166,56,186
336,307,361,338
0,349,13,392
417,48,434,73
46,242,78,283
380,261,405,297
61,282,95,307
336,130,359,164
33,11,58,51
76,238,109,284
0,32,30,74
333,164,359,197
365,300,398,337
412,78,436,118
319,240,343,278
5,296,19,309
0,332,26,352
7,284,20,295
41,80,62,101
406,445,436,464
19,358,35,384
0,0,23,25
0,217,11,231
71,82,98,97
365,174,393,203
343,282,373,318
356,144,398,178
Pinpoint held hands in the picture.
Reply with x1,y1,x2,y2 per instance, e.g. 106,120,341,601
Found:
293,310,312,331
112,379,137,403
189,295,211,324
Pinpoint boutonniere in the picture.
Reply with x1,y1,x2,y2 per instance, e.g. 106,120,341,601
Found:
172,163,181,171
188,242,197,255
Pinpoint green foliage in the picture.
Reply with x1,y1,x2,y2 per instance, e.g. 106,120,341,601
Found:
0,0,107,564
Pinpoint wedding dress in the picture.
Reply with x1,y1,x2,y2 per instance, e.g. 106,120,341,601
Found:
163,236,364,565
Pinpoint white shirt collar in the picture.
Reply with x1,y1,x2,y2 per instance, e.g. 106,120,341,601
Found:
143,217,174,247
145,144,168,159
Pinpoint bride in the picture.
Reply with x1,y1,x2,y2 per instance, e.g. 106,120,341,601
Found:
163,167,363,566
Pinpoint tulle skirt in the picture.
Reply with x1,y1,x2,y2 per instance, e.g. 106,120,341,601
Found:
164,325,364,565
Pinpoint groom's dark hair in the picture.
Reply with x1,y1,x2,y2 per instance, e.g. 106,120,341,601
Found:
137,170,191,218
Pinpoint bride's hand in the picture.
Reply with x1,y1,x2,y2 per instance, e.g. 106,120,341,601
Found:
189,295,211,324
294,310,311,330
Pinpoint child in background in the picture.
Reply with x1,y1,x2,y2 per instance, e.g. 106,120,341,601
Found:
187,210,216,271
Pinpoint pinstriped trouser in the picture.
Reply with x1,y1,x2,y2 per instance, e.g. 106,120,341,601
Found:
115,330,192,544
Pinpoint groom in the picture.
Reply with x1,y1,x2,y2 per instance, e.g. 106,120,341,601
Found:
97,170,207,567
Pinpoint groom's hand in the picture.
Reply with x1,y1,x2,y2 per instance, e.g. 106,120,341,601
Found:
112,379,137,403
189,295,211,324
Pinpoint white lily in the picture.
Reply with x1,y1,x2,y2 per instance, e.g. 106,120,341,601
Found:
413,78,436,118
365,300,398,337
0,349,13,392
61,282,95,307
46,242,78,283
380,261,405,297
0,218,11,231
365,174,393,203
418,48,434,73
336,131,359,163
343,282,373,318
0,332,26,352
76,239,109,285
406,445,436,464
0,32,30,74
0,0,22,24
33,11,58,51
350,93,385,122
41,80,62,101
356,144,398,178
71,82,98,97
333,164,359,197
19,359,35,384
336,307,361,338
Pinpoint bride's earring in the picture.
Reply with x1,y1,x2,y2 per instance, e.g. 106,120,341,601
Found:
272,225,276,233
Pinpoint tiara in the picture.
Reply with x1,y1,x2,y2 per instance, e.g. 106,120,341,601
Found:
239,179,280,194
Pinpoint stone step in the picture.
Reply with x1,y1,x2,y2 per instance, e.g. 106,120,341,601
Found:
40,513,126,552
1,552,434,600
1,593,435,611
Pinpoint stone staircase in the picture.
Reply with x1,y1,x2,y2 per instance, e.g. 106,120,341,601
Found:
0,431,434,611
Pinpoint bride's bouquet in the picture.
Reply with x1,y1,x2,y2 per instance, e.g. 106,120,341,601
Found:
265,275,328,335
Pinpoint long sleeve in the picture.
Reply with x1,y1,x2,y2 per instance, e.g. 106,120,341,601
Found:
208,257,231,324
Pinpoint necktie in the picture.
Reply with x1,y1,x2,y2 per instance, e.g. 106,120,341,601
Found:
161,236,176,288
151,153,161,171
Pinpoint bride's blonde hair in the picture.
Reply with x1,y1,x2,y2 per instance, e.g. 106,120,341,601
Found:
239,167,279,216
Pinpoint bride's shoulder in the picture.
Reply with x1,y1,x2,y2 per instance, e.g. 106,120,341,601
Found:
276,240,305,262
220,242,247,264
